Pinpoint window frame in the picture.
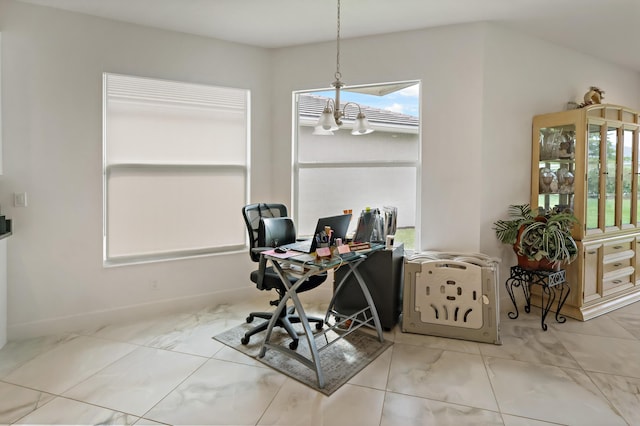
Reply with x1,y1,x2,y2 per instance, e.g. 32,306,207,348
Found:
292,80,421,250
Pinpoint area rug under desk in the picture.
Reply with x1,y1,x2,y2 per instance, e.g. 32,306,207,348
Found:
213,322,392,396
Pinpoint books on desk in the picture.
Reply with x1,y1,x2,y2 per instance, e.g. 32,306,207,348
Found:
262,248,301,259
265,244,375,266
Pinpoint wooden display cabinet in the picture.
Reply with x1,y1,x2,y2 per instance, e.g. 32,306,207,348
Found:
531,104,640,320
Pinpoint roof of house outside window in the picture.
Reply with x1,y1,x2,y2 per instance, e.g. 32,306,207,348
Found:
298,94,419,132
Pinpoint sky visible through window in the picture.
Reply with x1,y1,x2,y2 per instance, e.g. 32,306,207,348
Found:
313,84,419,117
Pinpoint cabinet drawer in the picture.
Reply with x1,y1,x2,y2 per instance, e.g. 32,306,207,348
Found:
603,240,634,256
603,258,633,274
603,272,634,295
603,274,632,284
603,265,634,292
603,277,632,292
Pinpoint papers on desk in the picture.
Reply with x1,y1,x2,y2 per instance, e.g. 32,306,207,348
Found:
338,252,362,261
266,247,379,266
262,248,301,259
264,250,322,265
290,253,316,263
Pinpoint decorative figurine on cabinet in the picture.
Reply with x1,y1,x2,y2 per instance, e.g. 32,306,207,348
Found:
578,86,605,108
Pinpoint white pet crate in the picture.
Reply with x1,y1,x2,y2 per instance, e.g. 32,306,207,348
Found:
402,251,501,345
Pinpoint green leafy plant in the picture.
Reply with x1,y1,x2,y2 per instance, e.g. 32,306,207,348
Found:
494,204,536,246
494,204,578,269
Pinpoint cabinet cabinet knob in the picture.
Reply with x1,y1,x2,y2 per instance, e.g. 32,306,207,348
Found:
613,245,623,249
613,262,622,267
587,251,597,255
613,279,622,284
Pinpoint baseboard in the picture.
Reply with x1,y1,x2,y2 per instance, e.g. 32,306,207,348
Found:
7,286,256,341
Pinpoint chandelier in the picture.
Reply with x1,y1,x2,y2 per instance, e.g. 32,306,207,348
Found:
314,0,374,136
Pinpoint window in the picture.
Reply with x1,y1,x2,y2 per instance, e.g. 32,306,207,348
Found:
294,81,420,250
103,74,250,265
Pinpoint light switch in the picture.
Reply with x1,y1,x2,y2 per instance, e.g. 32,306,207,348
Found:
14,192,27,207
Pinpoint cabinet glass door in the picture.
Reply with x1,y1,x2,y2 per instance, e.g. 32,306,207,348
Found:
622,129,634,227
604,127,618,228
636,128,640,227
586,123,602,231
538,125,575,212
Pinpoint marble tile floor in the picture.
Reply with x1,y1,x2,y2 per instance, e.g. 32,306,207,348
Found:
0,294,639,425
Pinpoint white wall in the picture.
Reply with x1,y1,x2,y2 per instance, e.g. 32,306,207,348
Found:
0,31,3,175
272,24,488,253
271,22,640,303
479,25,640,280
273,22,640,261
0,0,274,338
0,239,6,347
1,0,639,339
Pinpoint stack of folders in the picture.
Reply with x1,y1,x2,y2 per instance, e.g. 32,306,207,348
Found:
383,206,397,237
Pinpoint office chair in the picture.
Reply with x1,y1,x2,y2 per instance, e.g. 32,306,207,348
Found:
241,203,326,350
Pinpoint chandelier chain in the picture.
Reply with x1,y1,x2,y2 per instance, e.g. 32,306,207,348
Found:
314,0,372,135
335,0,341,80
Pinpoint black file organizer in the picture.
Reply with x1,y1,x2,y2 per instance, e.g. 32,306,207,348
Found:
332,244,404,330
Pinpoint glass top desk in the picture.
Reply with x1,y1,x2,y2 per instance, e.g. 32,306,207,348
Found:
259,245,385,389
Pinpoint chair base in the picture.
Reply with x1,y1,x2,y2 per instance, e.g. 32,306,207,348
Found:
241,305,324,350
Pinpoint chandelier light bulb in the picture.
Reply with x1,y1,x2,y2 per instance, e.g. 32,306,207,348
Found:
352,113,374,135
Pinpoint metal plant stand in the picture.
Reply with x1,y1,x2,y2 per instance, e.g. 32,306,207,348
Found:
505,265,570,330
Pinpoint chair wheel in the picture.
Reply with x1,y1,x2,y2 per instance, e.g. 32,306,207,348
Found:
246,315,254,323
315,321,324,330
289,339,299,350
241,335,250,345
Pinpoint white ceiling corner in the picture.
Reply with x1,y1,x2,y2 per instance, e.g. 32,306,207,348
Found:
17,0,640,72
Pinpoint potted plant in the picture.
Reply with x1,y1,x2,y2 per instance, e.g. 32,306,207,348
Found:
493,204,578,270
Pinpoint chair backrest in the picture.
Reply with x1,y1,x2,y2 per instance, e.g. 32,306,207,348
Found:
259,217,296,249
242,203,289,262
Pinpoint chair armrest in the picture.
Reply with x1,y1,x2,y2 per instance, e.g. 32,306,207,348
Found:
251,247,273,290
256,253,269,290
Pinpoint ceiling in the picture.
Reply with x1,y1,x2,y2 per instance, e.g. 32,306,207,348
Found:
19,0,640,72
